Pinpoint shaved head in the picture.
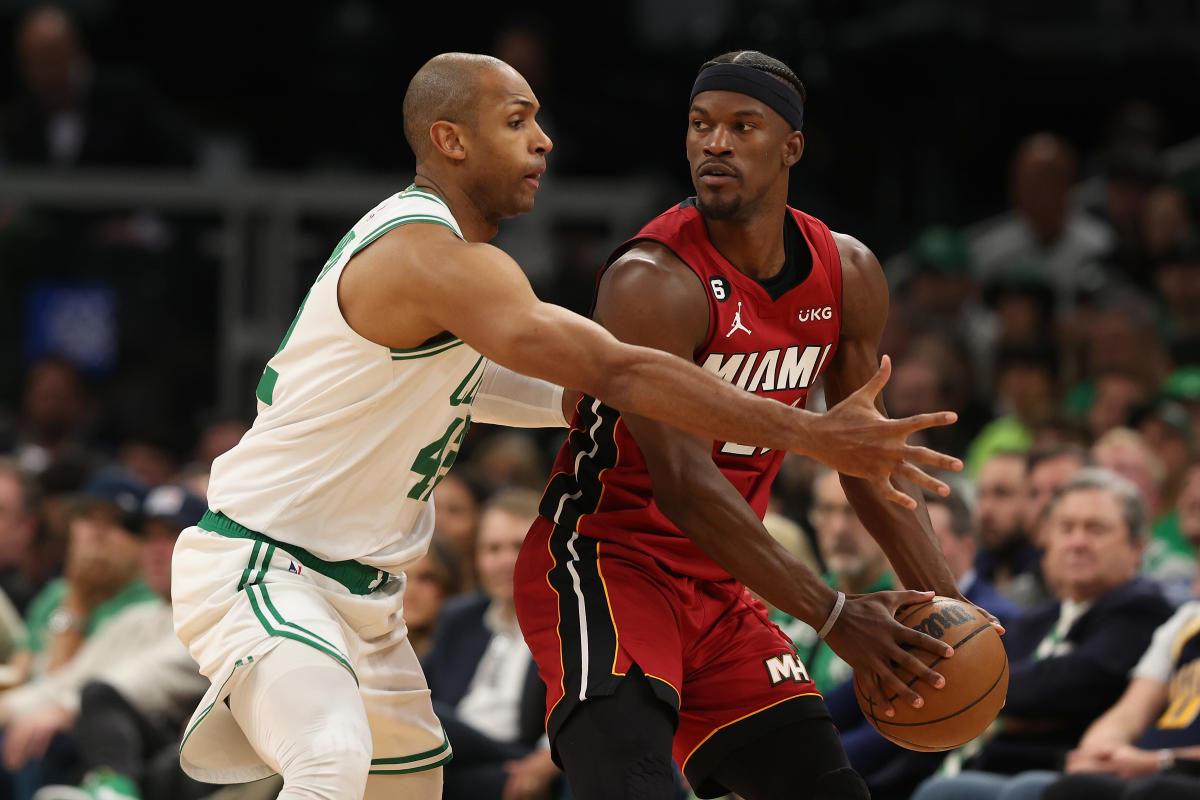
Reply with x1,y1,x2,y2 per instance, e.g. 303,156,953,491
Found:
403,52,512,161
398,51,551,234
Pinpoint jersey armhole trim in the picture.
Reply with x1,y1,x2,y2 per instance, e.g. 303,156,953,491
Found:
388,338,466,359
327,210,466,360
348,215,462,262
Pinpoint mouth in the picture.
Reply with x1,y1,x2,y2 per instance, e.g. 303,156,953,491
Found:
696,160,739,187
524,167,545,190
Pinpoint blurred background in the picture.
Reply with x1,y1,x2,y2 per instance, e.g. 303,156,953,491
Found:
1,0,1199,481
2,0,1200,475
1,2,1200,799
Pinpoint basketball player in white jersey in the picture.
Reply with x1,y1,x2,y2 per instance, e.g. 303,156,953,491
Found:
171,52,964,800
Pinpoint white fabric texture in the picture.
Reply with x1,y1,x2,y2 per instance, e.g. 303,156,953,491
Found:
230,640,373,800
172,527,450,784
206,187,480,574
1132,600,1200,683
470,360,568,428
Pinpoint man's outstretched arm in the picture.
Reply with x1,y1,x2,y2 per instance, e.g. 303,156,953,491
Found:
340,223,961,504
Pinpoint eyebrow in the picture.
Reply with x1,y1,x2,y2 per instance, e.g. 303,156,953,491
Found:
505,98,537,112
689,103,766,118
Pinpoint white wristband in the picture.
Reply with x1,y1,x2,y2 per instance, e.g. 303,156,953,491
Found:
817,591,846,639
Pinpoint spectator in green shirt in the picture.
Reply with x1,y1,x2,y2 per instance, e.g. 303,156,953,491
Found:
0,468,158,799
15,470,157,679
770,467,897,693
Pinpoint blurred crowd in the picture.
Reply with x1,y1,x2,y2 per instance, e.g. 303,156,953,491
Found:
1,3,1200,800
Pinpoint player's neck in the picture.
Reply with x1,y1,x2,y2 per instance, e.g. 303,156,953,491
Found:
696,180,793,279
412,172,499,243
703,206,787,281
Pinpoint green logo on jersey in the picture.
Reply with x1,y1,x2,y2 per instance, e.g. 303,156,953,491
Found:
407,358,485,501
408,415,469,502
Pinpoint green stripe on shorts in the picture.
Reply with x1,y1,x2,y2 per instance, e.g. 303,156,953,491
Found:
244,582,357,684
369,730,453,774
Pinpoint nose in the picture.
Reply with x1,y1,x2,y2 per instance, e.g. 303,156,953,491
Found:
703,125,733,157
1062,524,1092,549
535,123,553,156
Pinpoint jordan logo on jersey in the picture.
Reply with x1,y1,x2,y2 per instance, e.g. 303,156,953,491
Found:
726,302,752,338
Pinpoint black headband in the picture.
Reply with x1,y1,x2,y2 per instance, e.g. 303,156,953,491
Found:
689,63,804,131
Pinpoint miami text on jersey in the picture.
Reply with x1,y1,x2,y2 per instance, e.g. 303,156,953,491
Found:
700,343,834,393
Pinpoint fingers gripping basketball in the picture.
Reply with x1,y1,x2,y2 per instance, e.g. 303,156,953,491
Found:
855,596,1008,752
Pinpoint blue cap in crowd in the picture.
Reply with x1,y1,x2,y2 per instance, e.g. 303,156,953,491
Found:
142,484,206,533
73,468,150,534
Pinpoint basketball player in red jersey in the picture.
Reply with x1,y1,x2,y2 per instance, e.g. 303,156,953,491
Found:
514,51,997,799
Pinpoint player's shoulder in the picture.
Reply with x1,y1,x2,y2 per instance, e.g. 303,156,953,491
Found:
595,239,709,333
829,230,874,264
828,230,885,286
361,202,500,273
603,240,702,295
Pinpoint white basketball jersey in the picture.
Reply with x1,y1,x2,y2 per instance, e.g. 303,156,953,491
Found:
206,186,485,572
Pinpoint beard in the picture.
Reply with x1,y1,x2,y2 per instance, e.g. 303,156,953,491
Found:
695,190,743,220
980,521,1025,552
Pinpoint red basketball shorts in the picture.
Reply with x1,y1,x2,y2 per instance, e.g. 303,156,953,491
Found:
514,515,829,785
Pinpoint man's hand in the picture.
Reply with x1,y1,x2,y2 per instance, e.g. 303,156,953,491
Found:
822,590,952,718
502,749,560,800
965,597,1007,636
2,705,74,770
61,582,105,622
1066,742,1116,774
1066,742,1158,779
935,590,1006,637
811,356,962,509
1102,744,1160,779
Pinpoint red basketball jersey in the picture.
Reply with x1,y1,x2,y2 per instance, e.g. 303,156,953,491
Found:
539,199,843,580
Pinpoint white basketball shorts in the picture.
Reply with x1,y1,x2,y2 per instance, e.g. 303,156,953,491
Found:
171,513,451,784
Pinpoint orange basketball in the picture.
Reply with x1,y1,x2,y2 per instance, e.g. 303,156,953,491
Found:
854,595,1008,752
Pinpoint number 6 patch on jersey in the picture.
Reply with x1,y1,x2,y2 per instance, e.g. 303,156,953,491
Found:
708,276,731,302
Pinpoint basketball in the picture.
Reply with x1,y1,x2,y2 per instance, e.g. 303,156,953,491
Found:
854,596,1008,752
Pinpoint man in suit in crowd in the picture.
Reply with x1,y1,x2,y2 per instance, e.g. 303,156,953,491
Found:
422,488,561,800
819,485,1020,787
909,467,1177,800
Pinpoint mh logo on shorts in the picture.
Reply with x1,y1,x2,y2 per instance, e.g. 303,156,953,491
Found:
764,652,811,686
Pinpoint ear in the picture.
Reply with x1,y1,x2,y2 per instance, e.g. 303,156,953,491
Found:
429,120,467,162
783,131,805,168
